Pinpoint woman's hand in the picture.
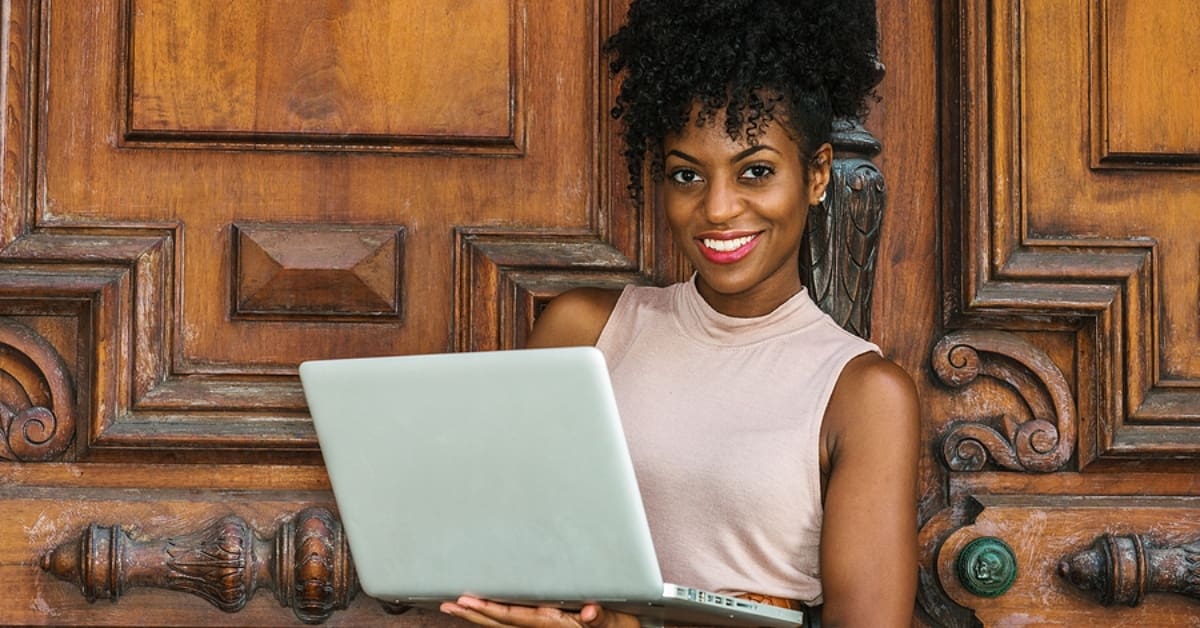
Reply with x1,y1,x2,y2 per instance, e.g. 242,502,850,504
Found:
440,596,640,628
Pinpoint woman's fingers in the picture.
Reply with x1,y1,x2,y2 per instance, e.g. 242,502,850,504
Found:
440,596,582,627
580,604,640,628
440,600,506,627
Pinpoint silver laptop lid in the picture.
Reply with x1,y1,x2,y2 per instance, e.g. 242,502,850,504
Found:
301,347,665,603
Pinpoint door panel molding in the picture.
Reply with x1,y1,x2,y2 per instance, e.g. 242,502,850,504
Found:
1088,0,1200,169
120,0,528,155
453,229,650,353
231,223,407,322
942,0,1199,468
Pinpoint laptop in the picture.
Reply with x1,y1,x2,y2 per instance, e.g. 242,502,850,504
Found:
300,346,806,627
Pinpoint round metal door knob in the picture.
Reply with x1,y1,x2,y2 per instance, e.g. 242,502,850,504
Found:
956,536,1018,597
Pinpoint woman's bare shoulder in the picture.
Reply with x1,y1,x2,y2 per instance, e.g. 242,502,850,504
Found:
823,352,920,456
524,287,623,349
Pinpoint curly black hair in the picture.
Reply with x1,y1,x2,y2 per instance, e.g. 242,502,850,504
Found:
604,0,882,201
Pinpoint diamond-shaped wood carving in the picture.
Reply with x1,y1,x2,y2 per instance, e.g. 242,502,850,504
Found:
233,224,404,320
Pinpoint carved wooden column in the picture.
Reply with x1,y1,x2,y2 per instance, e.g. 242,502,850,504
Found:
802,99,887,339
41,507,400,624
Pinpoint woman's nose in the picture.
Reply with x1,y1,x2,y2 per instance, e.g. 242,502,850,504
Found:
702,180,741,224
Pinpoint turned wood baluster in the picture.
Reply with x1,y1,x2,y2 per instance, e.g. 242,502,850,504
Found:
1059,534,1200,607
41,507,400,624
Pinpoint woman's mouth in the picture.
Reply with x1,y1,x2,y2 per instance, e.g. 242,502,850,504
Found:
697,233,760,263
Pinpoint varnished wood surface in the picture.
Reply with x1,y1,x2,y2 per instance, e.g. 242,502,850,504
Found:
128,1,517,142
917,0,1200,625
2,0,1198,625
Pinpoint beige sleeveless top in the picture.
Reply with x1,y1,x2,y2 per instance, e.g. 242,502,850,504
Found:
595,280,878,605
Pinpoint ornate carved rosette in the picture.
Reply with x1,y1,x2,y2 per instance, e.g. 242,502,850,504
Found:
41,507,380,624
1059,534,1200,607
932,330,1076,472
0,317,75,461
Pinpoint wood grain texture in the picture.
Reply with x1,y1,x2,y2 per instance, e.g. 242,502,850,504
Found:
126,0,521,152
1092,0,1200,165
921,0,1200,624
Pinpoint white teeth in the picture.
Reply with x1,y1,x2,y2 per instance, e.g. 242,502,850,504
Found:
702,235,755,252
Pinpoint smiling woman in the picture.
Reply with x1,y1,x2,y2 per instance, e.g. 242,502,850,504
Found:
440,1,918,627
660,108,830,317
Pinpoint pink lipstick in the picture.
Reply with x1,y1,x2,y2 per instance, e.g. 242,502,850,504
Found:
696,232,760,264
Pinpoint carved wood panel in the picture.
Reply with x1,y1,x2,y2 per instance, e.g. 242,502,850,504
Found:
0,0,661,624
0,0,663,465
921,0,1200,624
23,0,1200,624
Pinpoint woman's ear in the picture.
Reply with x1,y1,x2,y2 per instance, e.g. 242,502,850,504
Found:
809,143,833,205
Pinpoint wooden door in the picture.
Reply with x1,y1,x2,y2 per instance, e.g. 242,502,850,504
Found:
3,1,1196,626
907,0,1200,625
0,1,673,625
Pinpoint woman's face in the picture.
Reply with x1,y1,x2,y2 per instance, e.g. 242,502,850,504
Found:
661,109,831,317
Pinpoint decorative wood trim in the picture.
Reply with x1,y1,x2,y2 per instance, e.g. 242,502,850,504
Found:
941,0,1199,467
231,223,406,322
0,317,75,461
453,229,647,352
0,0,37,247
802,118,886,339
0,229,317,459
1060,533,1200,607
933,329,1076,472
40,507,404,624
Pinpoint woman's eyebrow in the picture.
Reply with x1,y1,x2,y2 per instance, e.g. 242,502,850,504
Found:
665,145,780,165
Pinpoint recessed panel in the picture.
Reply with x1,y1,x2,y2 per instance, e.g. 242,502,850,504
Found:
127,0,518,150
1095,0,1200,166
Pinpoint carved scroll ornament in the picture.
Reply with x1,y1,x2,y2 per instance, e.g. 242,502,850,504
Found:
0,317,75,461
932,330,1076,472
41,507,403,624
1059,534,1200,607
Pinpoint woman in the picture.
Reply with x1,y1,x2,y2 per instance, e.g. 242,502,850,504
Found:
441,1,918,626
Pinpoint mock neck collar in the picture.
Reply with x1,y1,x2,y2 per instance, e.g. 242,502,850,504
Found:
674,275,824,346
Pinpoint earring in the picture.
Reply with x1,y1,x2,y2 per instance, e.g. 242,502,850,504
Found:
818,190,827,204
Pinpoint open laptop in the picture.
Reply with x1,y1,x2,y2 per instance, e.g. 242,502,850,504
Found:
300,346,805,627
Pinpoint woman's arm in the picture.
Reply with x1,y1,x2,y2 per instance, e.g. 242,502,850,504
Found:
818,353,920,627
525,287,622,349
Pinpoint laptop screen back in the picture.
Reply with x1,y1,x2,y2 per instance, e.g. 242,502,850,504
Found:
301,347,665,603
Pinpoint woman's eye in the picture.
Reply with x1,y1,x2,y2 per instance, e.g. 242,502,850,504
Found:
670,169,702,185
741,164,774,180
